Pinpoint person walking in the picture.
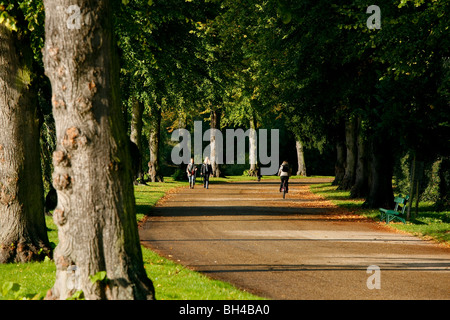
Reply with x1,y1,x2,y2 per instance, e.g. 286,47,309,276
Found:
278,161,290,193
186,158,197,189
201,157,213,189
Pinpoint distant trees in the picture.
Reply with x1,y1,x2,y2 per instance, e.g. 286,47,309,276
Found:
114,0,449,211
227,0,450,209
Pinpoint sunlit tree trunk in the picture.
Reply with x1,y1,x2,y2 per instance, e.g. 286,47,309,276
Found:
210,108,222,177
296,140,307,176
130,98,144,183
249,114,257,174
43,0,154,300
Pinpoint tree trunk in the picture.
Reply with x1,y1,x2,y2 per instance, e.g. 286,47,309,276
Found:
249,114,257,175
43,0,154,300
339,117,358,190
0,25,52,263
295,140,307,176
130,98,144,184
363,136,394,209
148,104,163,182
210,108,222,177
350,118,369,198
332,138,346,186
435,156,450,211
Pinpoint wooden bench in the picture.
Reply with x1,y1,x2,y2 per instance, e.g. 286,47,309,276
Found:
379,195,409,224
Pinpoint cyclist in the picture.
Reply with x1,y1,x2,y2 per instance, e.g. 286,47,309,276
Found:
278,161,290,193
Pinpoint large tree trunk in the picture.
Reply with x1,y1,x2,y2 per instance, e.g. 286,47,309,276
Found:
350,118,369,198
0,25,52,263
339,117,358,190
43,0,154,300
148,104,163,182
363,136,394,208
210,108,222,177
295,140,307,176
130,98,144,184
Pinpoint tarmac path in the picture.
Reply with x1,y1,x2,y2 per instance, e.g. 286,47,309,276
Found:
139,178,450,300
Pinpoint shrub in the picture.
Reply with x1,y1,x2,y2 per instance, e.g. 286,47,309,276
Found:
172,168,187,181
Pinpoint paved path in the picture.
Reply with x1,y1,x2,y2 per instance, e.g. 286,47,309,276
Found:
139,178,450,299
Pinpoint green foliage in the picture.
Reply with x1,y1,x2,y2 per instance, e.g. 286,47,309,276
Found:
2,282,20,297
0,279,46,300
172,168,188,181
0,1,44,36
0,8,18,31
66,290,84,300
89,271,108,284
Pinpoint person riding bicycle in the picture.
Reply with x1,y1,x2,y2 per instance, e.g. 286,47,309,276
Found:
278,161,290,193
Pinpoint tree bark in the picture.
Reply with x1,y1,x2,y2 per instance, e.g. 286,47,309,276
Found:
0,25,52,263
43,0,154,300
363,136,394,209
210,108,222,177
249,114,257,175
130,98,144,183
350,118,369,198
338,117,358,190
295,140,307,176
148,104,163,182
332,138,346,186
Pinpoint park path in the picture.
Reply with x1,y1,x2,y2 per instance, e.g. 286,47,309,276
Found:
139,178,450,300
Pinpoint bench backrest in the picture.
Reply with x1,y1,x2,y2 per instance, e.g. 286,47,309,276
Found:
393,195,409,214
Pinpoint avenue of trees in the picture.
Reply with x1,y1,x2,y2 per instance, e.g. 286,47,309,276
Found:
0,0,448,299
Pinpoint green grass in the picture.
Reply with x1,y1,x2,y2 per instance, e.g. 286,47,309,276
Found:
0,258,55,299
134,177,186,223
0,176,263,300
142,249,261,300
310,182,450,244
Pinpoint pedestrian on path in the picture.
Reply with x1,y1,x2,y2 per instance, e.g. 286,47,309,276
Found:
186,158,197,189
201,157,213,189
278,161,290,193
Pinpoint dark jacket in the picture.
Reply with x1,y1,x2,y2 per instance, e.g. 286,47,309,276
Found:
201,163,212,176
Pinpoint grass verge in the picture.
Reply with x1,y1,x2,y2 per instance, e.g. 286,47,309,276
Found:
310,182,450,245
0,177,263,300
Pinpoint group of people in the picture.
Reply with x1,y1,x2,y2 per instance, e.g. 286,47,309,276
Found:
186,157,212,189
186,158,291,194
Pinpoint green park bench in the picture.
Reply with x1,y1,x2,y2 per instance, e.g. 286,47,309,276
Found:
379,195,409,224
